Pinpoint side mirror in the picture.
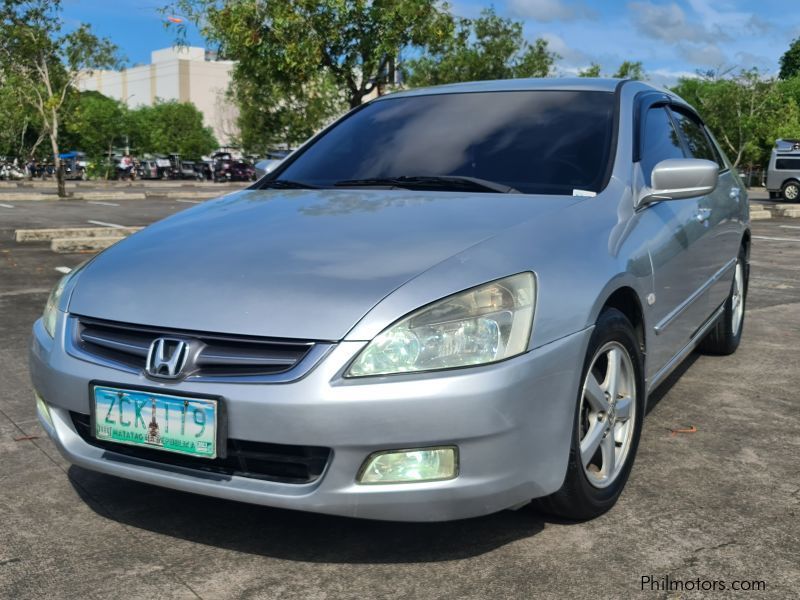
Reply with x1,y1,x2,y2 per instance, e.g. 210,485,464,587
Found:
638,158,719,206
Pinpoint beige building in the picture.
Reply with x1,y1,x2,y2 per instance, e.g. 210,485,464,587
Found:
77,47,238,145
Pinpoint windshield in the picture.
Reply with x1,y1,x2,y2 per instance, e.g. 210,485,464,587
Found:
273,90,616,195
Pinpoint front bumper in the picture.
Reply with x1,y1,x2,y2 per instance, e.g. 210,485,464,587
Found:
30,314,591,521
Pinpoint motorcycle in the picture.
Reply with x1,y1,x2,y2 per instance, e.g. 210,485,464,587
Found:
0,160,25,181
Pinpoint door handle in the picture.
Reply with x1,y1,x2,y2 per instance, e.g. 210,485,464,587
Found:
695,207,712,222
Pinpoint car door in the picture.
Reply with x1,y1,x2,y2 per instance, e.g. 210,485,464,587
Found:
669,108,742,313
635,104,711,379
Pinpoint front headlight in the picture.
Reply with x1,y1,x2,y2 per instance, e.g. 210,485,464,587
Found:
42,274,71,338
347,272,536,377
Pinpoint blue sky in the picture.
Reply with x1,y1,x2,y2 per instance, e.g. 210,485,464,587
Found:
63,0,799,86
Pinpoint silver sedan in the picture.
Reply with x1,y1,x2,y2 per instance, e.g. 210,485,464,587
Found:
30,78,749,521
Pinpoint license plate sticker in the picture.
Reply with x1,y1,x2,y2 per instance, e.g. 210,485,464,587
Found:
93,386,218,459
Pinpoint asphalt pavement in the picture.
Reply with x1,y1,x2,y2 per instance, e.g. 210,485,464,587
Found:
0,191,798,599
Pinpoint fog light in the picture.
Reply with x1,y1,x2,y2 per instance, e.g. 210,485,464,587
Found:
357,447,458,484
35,393,53,427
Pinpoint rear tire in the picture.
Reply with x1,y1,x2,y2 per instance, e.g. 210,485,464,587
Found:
699,248,747,356
782,181,800,202
533,308,644,521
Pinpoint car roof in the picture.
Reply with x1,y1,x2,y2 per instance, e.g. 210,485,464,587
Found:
379,78,649,101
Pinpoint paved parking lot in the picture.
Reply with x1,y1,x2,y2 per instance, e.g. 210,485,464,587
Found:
1,195,798,599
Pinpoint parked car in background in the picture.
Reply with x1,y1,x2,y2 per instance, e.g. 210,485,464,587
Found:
60,151,88,181
31,79,749,522
766,139,800,201
136,159,161,180
195,158,213,181
172,160,203,180
227,159,256,182
210,152,255,182
254,151,292,179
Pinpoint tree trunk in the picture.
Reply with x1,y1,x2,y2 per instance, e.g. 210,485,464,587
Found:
49,113,66,198
55,156,66,197
348,92,363,109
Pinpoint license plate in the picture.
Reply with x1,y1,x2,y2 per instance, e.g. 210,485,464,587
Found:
92,386,218,459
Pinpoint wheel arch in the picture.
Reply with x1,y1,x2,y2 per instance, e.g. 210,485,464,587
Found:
781,178,800,194
595,286,646,357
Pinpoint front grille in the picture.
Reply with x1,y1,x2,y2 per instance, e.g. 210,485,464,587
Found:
70,412,330,484
72,315,319,381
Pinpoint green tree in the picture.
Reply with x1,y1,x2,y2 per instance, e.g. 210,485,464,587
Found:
612,61,645,80
131,100,218,159
234,73,343,153
672,69,800,167
577,61,645,79
0,74,46,160
169,0,454,150
0,0,120,196
779,38,800,80
404,7,558,86
63,91,126,160
578,63,601,77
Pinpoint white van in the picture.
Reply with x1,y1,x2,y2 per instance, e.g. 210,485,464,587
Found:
766,139,800,201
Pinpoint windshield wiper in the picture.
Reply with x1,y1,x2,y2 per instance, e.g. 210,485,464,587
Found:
260,179,318,189
334,175,519,194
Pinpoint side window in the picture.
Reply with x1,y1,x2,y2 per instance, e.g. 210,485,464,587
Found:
640,106,685,185
670,109,720,167
776,158,800,170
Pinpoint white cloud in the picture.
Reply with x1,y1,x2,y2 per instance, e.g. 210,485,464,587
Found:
508,0,595,23
734,51,775,73
744,15,774,36
648,67,698,88
685,0,774,38
677,43,728,67
629,1,717,43
540,32,591,65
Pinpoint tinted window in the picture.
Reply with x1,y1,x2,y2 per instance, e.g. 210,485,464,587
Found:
671,110,719,165
640,106,684,184
776,158,800,170
277,91,616,195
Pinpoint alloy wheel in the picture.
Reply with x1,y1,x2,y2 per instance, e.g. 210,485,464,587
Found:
578,341,637,488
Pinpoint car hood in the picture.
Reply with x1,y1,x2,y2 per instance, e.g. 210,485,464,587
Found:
69,188,574,340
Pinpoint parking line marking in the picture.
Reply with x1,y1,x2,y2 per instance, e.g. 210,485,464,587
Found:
54,266,72,274
753,235,800,242
175,199,201,204
0,203,14,208
87,220,127,229
779,225,800,230
87,201,119,207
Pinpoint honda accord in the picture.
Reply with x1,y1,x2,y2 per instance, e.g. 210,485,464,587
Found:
30,79,749,521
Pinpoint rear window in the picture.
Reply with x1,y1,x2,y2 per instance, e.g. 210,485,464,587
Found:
776,158,800,170
276,90,616,195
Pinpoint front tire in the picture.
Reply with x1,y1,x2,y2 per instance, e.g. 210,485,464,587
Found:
533,308,645,520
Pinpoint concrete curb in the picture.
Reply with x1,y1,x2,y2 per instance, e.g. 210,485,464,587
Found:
15,226,142,242
51,236,123,253
145,190,225,199
773,206,800,218
0,193,56,201
750,210,772,220
76,192,148,201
